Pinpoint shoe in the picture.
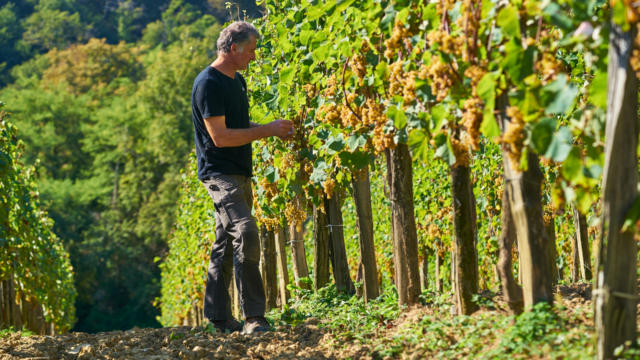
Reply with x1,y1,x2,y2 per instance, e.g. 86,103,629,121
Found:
212,318,243,333
242,316,270,334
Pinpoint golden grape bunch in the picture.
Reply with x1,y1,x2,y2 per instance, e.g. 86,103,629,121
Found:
322,177,336,198
423,56,455,102
502,106,526,170
361,99,386,127
372,125,396,153
318,103,340,125
384,18,412,59
258,177,278,200
350,53,367,85
462,96,483,151
536,52,565,83
285,200,307,228
340,93,361,128
324,74,338,97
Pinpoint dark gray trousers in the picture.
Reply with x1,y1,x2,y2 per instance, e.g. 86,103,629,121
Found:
202,174,265,321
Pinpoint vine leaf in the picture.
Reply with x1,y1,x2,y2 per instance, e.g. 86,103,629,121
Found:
497,6,521,40
544,74,578,115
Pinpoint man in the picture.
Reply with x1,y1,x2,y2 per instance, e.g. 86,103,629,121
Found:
191,21,293,334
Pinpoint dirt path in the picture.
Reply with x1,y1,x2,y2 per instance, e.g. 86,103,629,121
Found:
0,320,344,360
0,283,599,360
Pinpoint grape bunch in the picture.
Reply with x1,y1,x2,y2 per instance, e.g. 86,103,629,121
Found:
462,96,483,150
502,106,526,169
285,199,307,229
384,18,412,59
423,56,455,102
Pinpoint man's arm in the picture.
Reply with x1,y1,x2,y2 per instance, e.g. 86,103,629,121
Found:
204,116,293,147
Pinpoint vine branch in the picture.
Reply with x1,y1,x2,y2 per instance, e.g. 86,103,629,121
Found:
341,59,363,122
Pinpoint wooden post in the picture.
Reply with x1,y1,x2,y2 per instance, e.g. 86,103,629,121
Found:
420,247,429,292
351,166,380,301
497,185,523,314
313,203,330,290
571,235,580,283
450,164,479,315
325,193,355,294
572,206,592,281
289,218,311,291
595,21,638,360
385,144,421,305
435,248,442,292
8,274,21,329
274,227,289,307
260,226,278,310
544,215,559,285
1,278,7,328
450,249,456,296
355,263,364,297
498,94,553,309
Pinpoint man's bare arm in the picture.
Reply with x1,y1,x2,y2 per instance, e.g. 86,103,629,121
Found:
204,116,293,147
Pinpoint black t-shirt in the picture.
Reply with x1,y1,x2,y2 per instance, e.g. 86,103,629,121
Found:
191,66,252,180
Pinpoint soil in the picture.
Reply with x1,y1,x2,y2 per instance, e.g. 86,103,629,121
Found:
0,283,597,360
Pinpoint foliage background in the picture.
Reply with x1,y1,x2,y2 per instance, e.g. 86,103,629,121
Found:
0,0,262,332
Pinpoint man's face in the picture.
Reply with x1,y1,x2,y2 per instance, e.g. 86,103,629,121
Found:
232,36,257,70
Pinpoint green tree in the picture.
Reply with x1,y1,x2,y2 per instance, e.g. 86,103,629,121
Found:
20,9,87,53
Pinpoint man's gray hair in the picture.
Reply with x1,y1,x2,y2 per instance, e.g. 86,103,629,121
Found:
217,21,260,54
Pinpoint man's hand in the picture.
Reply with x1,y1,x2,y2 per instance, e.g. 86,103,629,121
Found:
267,119,294,140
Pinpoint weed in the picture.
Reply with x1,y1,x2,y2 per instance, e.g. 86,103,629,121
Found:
0,327,35,338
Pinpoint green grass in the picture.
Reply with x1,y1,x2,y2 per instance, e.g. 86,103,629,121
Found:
0,327,35,338
267,285,597,359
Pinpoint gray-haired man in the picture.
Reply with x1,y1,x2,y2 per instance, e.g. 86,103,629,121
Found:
191,21,293,334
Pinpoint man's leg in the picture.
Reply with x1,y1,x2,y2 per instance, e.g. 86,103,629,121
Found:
203,175,266,320
232,179,266,319
203,213,234,322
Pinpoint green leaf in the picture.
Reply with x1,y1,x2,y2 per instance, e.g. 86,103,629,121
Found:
280,65,295,84
497,6,521,40
612,0,629,30
264,165,279,183
502,41,534,82
544,126,573,162
544,74,578,114
408,129,429,163
325,134,346,154
338,150,370,170
477,72,496,108
381,4,397,28
531,118,556,155
299,29,313,45
561,147,583,180
375,61,389,80
543,3,573,31
434,139,455,166
346,134,367,151
310,161,329,183
387,105,406,129
430,105,446,131
588,71,607,109
335,0,356,13
307,5,325,21
480,110,500,140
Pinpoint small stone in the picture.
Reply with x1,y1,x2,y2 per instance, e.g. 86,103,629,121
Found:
67,343,92,355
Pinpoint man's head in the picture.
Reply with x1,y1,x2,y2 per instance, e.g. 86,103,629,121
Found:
217,21,260,70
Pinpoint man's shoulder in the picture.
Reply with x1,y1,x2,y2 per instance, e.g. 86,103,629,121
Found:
193,68,227,96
